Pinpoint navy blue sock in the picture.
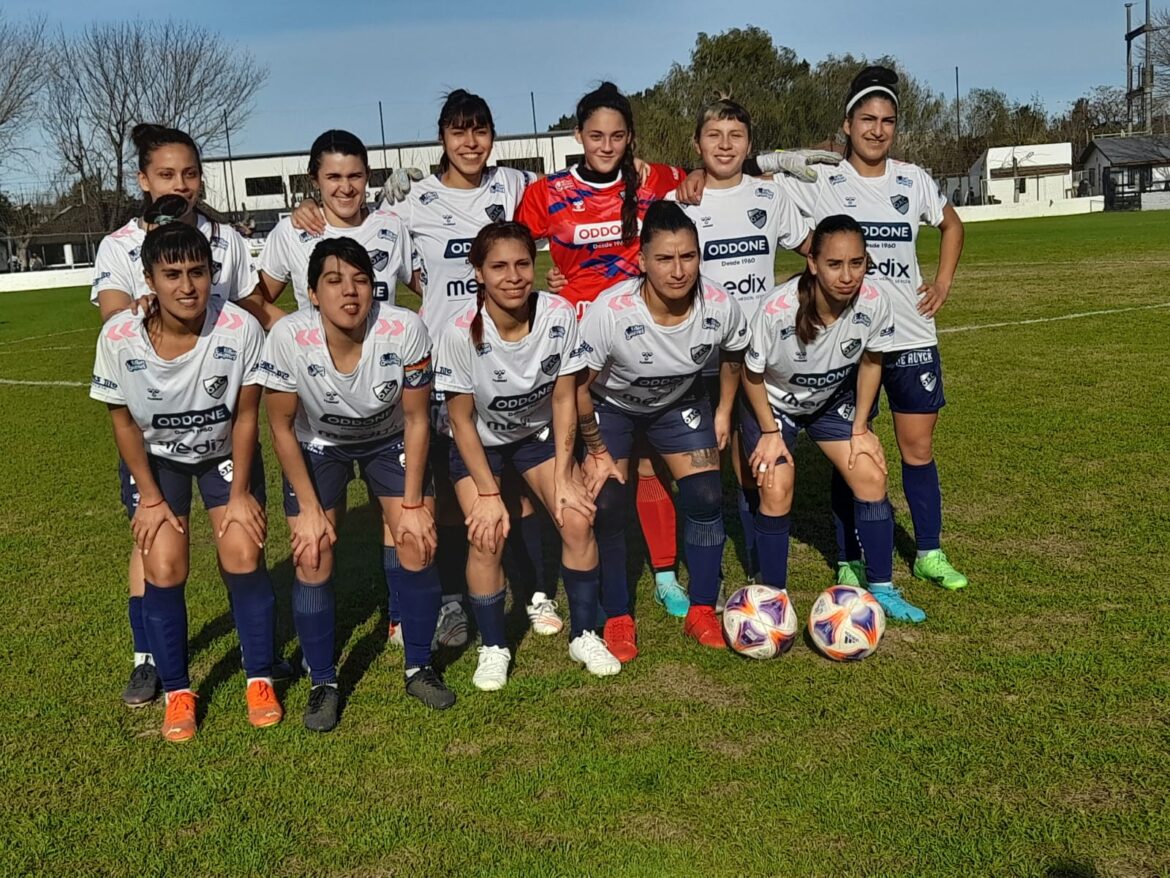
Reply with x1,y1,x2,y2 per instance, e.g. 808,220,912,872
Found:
832,469,863,563
398,563,442,669
223,568,275,679
468,589,506,648
855,498,894,584
678,471,725,607
142,582,189,692
902,460,942,551
594,479,630,618
754,512,791,590
436,524,469,601
128,595,149,654
737,486,761,578
561,565,601,639
383,545,402,624
292,577,336,685
506,513,550,601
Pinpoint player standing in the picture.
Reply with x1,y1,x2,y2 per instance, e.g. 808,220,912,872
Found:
259,238,451,728
90,223,279,741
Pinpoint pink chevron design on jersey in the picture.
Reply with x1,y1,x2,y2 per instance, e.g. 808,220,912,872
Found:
376,318,405,336
859,283,880,301
702,283,728,303
105,321,135,341
607,293,635,312
110,224,138,239
454,310,475,329
546,295,572,311
216,311,244,331
765,294,793,315
295,328,322,347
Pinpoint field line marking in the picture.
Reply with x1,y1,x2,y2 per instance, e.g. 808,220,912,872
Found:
0,345,85,355
0,378,87,387
939,302,1170,335
0,327,91,347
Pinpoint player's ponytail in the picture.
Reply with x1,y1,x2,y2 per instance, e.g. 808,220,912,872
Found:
576,82,639,242
467,221,537,347
437,90,496,175
132,123,201,211
796,214,868,346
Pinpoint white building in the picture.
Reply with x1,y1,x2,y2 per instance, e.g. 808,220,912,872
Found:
966,142,1074,206
201,130,583,231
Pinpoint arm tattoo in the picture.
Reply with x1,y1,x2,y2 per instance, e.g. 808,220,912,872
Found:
577,414,606,453
563,424,577,453
687,447,720,468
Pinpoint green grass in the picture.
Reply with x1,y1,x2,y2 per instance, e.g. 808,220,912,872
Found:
1,211,1168,877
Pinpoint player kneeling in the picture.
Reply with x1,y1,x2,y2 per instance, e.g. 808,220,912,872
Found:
261,238,452,728
90,224,279,742
435,222,620,691
741,215,925,623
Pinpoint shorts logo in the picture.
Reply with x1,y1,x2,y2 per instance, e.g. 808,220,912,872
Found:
373,380,399,402
399,452,407,469
537,425,551,442
919,372,937,392
754,187,774,200
476,342,492,356
203,375,229,399
894,349,935,367
747,208,767,229
549,325,566,339
702,317,721,331
218,459,234,483
889,195,910,215
540,354,561,375
484,204,505,222
690,343,713,364
368,249,390,272
213,346,237,361
852,312,871,327
837,403,856,422
308,364,326,377
380,353,402,367
624,325,646,340
125,358,147,372
420,192,439,205
681,407,701,430
840,339,862,358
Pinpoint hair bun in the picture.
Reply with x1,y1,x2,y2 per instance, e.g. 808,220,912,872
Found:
850,65,899,94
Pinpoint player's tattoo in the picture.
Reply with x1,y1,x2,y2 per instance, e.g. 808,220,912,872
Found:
687,447,719,468
563,424,577,453
723,361,742,374
577,414,605,453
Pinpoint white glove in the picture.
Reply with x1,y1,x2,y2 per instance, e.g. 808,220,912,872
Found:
380,167,425,205
755,149,843,183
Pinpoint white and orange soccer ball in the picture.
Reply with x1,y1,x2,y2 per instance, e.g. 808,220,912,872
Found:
808,585,886,661
722,585,798,659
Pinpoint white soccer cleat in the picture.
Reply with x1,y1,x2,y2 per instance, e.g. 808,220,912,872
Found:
472,645,511,691
432,600,469,650
525,592,564,636
569,631,621,677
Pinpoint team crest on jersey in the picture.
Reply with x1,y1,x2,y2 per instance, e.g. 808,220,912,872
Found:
367,249,390,272
690,343,713,364
852,312,872,327
702,317,721,331
780,326,797,340
747,208,767,229
307,364,326,377
840,339,862,358
378,228,399,244
324,390,341,404
213,346,237,361
890,195,910,215
896,175,913,188
920,373,937,392
211,260,223,284
681,407,701,430
203,375,228,399
624,325,646,340
380,352,401,367
373,380,399,401
548,325,566,339
420,192,439,205
476,342,492,356
540,354,561,375
754,187,774,200
125,359,147,372
484,204,506,222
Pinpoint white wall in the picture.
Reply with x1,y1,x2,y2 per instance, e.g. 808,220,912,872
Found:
1141,191,1170,211
955,196,1104,223
984,171,1073,205
0,267,93,293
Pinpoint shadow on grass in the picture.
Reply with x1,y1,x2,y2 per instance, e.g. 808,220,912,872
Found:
1044,860,1099,878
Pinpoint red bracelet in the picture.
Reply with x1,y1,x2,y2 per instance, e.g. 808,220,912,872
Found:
587,450,608,458
401,502,425,510
478,492,501,498
139,498,164,509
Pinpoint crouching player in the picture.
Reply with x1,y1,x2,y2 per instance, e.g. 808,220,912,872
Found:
260,238,451,729
576,202,749,658
434,222,620,691
740,215,925,622
90,223,279,743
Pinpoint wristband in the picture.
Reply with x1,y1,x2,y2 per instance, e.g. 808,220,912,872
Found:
139,498,164,509
478,492,501,498
401,502,424,510
759,428,780,435
587,450,608,458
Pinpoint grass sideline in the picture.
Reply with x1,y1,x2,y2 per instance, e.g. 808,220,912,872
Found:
0,211,1167,877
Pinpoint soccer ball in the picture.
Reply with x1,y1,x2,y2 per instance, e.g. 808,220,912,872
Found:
722,585,798,659
808,585,886,661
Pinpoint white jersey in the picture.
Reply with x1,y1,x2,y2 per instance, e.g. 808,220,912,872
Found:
259,208,414,311
434,291,584,447
745,276,897,417
257,302,431,447
776,159,946,350
579,278,749,414
397,166,534,338
91,213,256,306
89,300,264,462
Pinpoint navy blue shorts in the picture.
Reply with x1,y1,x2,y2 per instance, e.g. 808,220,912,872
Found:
594,394,717,462
120,452,266,518
448,427,555,483
883,346,945,414
282,434,431,516
739,389,875,465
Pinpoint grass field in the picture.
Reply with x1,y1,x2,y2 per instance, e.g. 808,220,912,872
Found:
0,211,1168,877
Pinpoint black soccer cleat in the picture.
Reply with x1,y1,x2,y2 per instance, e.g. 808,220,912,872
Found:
405,666,457,711
303,684,341,732
122,662,161,707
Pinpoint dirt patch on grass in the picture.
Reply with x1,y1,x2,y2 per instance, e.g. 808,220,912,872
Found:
620,661,752,710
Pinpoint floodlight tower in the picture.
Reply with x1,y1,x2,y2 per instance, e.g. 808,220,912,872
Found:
1125,0,1157,135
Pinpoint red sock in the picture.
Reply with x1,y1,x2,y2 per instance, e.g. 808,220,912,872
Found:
636,474,677,571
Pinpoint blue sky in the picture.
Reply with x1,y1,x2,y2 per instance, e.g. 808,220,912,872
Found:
8,0,1137,161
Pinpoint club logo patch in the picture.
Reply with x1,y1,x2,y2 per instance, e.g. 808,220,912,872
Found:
837,403,856,422
890,194,910,215
690,343,713,364
217,460,234,483
681,407,701,430
485,204,506,222
540,354,561,375
373,380,399,401
840,338,862,358
203,375,228,399
399,452,407,469
747,208,767,229
367,249,390,272
920,372,937,392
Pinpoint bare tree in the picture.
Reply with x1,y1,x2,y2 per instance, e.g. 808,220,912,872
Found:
0,13,47,164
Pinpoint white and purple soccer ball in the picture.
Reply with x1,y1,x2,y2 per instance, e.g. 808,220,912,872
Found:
808,585,886,661
722,585,798,660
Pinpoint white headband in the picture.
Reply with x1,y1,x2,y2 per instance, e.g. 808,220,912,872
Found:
845,85,899,114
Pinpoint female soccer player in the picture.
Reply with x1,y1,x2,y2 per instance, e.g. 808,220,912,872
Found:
291,93,555,646
575,202,749,658
669,98,812,585
91,124,260,707
90,223,279,742
774,66,967,602
435,222,619,689
260,237,451,727
515,82,691,617
740,214,924,622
